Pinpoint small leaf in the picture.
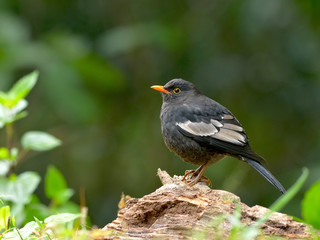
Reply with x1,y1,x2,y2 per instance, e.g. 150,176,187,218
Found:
0,99,28,125
0,205,10,231
18,172,42,199
0,92,9,105
24,204,49,224
302,180,320,229
45,165,67,197
19,221,39,238
0,147,9,159
56,189,74,204
8,71,39,106
51,201,80,214
12,215,16,227
3,221,39,239
44,213,80,227
34,217,44,228
0,160,11,176
21,131,62,151
0,171,41,204
45,165,73,204
14,110,28,121
10,147,19,161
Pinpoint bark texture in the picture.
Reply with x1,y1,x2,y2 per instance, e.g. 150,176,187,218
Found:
96,169,313,239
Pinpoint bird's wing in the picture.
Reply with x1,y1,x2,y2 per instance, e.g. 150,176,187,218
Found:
176,102,248,145
175,103,265,163
176,116,246,146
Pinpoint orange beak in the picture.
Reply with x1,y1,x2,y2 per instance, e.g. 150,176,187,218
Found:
150,85,171,94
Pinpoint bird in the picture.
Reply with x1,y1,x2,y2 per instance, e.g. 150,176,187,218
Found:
151,79,286,194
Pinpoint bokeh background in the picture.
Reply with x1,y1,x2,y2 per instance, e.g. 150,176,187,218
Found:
1,0,320,227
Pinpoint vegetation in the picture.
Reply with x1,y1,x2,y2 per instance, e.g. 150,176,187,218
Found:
0,72,85,238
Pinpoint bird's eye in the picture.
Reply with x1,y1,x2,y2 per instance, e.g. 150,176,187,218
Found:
173,88,181,94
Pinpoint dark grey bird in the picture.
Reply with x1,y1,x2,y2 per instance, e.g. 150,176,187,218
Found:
151,79,286,194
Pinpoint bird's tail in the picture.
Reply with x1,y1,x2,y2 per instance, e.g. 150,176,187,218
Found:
242,157,286,194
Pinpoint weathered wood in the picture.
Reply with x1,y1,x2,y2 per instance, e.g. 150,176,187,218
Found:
96,169,313,239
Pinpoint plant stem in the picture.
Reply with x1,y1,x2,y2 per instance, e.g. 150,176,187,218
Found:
7,149,29,176
14,149,29,166
6,123,14,155
15,228,23,240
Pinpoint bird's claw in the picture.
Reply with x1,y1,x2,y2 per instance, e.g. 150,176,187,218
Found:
182,170,213,187
182,169,198,180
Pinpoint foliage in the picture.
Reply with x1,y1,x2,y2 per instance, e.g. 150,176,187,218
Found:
0,72,84,237
0,71,37,128
2,211,81,239
302,180,320,229
21,132,61,152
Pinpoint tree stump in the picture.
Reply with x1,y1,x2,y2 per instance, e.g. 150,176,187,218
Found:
95,169,313,239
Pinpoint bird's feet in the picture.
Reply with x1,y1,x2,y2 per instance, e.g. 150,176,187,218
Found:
182,169,213,187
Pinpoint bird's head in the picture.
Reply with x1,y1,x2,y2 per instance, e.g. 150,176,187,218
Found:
151,79,199,103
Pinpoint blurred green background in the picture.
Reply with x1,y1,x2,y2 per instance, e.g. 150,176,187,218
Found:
1,0,320,227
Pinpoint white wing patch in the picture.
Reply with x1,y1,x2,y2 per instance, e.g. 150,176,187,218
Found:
222,114,234,120
223,123,243,132
177,120,218,136
213,128,245,145
211,119,223,127
177,119,246,145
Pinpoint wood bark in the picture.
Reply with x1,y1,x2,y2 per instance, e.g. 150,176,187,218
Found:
94,169,314,239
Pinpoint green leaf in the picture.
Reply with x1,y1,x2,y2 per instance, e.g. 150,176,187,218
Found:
55,189,74,204
7,71,39,106
51,201,80,214
19,221,39,238
12,215,16,227
10,147,19,161
302,180,320,229
44,213,80,227
17,172,41,201
0,99,28,125
4,221,39,239
0,160,11,176
0,92,9,105
24,204,49,224
45,165,74,204
0,172,41,204
0,147,9,159
45,165,67,198
0,205,10,231
21,131,62,151
14,110,28,121
34,217,45,229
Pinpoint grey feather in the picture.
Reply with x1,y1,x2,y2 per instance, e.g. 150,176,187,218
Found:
177,120,246,145
213,128,245,145
211,119,223,127
177,121,218,136
222,114,234,120
223,123,243,132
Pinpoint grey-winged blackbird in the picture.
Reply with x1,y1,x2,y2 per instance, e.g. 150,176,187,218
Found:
151,79,286,194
